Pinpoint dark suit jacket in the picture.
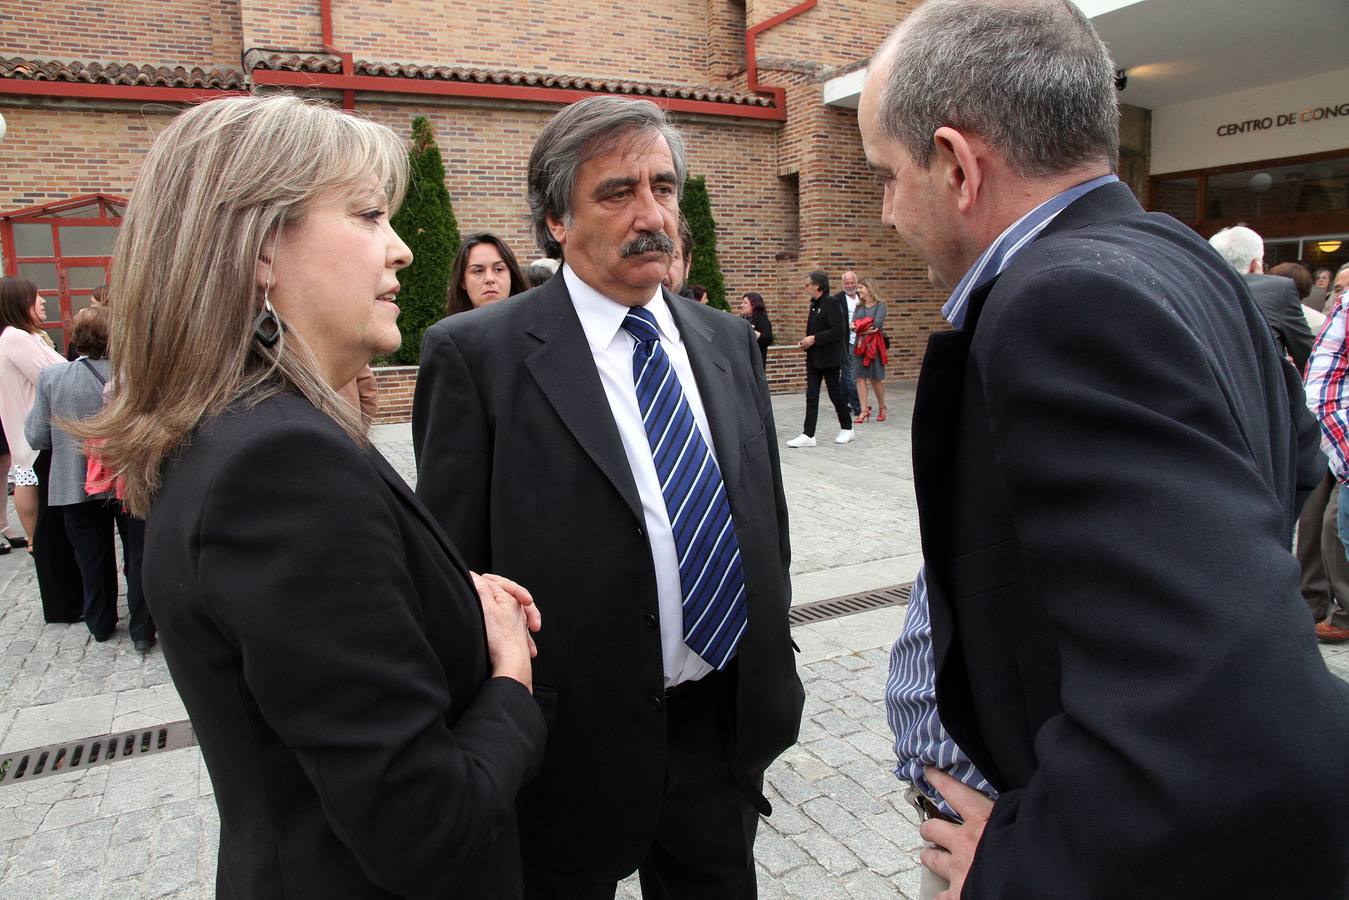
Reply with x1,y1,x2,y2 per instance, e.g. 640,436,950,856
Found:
413,279,804,880
1243,271,1316,374
144,393,546,899
913,183,1349,898
805,292,847,369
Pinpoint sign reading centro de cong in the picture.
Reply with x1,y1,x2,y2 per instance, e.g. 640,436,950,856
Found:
1218,102,1349,137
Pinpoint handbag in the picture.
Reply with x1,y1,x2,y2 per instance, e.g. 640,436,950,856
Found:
78,359,124,499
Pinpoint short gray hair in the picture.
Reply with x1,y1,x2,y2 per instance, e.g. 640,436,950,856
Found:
527,96,688,257
875,0,1119,177
1208,226,1265,272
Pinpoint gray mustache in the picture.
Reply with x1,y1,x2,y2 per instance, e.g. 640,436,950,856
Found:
619,232,675,258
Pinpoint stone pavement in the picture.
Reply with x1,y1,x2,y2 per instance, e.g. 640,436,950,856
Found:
1,386,1347,899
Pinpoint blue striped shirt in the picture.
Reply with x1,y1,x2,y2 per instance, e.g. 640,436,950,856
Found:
885,174,1119,818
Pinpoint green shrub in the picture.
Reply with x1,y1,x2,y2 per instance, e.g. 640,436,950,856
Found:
388,116,460,365
681,175,729,311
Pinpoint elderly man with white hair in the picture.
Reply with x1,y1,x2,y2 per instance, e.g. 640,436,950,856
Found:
1210,224,1315,372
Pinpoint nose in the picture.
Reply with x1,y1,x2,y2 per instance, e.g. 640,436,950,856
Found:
385,223,413,270
632,184,667,235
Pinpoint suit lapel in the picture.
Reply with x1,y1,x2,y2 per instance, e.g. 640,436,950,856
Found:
367,448,473,580
523,281,645,524
666,293,742,491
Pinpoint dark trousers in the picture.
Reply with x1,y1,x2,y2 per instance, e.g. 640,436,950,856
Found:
803,365,851,437
1297,470,1349,627
62,499,154,642
32,450,83,623
523,673,760,900
840,346,861,415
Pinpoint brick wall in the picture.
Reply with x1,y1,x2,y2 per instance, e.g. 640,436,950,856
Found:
0,0,242,69
370,365,419,424
0,104,173,212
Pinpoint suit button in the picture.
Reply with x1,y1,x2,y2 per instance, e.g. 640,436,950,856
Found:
636,526,644,538
644,613,657,628
649,695,662,711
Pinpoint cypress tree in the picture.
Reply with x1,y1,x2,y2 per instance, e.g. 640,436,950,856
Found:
680,175,729,311
388,116,460,365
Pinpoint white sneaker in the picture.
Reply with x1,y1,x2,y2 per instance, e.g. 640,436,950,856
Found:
834,429,856,444
786,434,817,448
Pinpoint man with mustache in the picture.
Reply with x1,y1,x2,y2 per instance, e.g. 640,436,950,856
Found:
413,96,803,897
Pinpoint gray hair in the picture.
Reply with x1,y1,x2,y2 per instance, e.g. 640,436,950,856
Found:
875,0,1119,177
1208,226,1265,273
527,96,688,257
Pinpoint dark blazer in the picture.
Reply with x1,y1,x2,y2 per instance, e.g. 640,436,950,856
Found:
748,311,773,367
144,393,547,899
413,278,804,880
1243,271,1316,373
913,183,1349,898
804,292,847,369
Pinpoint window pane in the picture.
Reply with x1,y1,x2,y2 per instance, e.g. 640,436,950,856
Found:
17,262,57,290
13,224,53,257
1152,177,1198,221
1206,156,1349,220
65,266,107,290
57,225,118,258
70,294,98,317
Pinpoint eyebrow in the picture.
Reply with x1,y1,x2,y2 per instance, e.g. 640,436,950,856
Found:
593,171,679,197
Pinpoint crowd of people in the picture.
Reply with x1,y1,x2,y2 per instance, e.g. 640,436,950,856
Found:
3,0,1348,897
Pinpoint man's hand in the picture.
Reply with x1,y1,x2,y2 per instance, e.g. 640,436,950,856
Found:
798,335,816,350
919,766,995,899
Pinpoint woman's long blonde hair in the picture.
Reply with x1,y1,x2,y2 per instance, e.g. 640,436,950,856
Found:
858,277,884,306
76,94,408,517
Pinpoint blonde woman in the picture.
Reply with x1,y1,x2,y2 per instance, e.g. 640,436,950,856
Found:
851,277,888,422
77,95,545,898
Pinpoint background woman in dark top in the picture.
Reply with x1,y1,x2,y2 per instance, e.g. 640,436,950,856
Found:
739,291,773,368
76,94,546,899
446,232,527,315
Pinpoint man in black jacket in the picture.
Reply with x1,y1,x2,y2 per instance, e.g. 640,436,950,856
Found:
859,1,1349,897
786,270,855,447
1209,224,1316,373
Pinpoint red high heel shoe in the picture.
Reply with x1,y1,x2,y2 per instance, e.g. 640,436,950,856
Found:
854,406,872,424
877,406,887,422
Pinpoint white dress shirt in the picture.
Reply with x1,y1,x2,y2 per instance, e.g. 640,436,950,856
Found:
844,291,860,346
563,264,716,687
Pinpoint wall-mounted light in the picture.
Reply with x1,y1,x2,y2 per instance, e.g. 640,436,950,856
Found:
1317,240,1343,254
0,111,7,142
1114,69,1127,91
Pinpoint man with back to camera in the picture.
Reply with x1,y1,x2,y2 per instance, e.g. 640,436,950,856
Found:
1208,224,1315,373
859,1,1349,897
786,271,855,447
412,95,803,899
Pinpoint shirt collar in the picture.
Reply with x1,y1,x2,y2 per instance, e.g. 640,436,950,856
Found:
942,174,1118,329
563,263,677,351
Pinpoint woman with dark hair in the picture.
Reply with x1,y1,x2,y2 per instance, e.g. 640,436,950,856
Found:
737,291,773,368
446,232,527,315
0,277,63,548
687,284,709,304
1270,262,1323,334
27,305,156,650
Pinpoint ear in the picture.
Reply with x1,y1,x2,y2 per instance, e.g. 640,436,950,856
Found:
1247,259,1262,274
546,214,569,250
255,249,275,295
932,126,982,215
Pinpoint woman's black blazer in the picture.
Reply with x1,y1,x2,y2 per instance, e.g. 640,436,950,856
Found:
144,392,546,899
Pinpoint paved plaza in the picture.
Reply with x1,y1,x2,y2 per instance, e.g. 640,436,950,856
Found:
1,387,1346,898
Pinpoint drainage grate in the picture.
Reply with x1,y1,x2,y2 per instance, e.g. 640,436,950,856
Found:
0,720,197,788
789,582,912,627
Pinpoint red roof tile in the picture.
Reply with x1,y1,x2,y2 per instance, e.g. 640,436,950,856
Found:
0,57,247,90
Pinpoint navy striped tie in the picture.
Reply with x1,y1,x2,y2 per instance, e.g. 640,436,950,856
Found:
623,306,746,670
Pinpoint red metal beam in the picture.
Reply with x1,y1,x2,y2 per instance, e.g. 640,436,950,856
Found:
318,0,355,109
0,81,244,103
746,0,818,108
250,69,785,120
